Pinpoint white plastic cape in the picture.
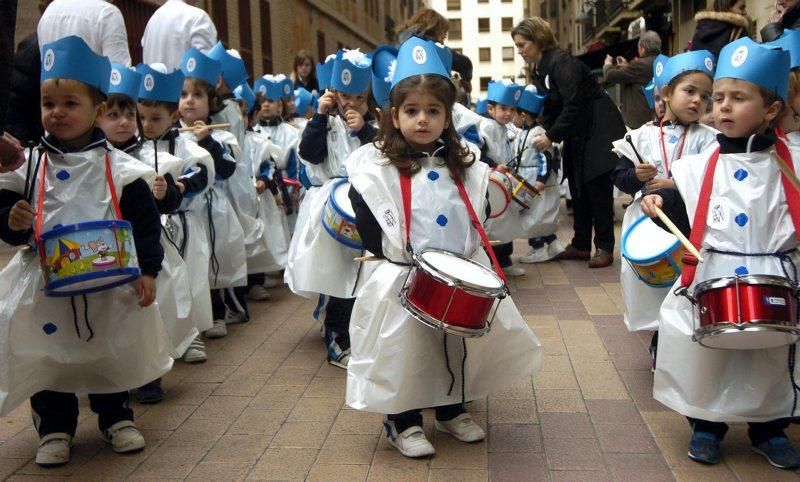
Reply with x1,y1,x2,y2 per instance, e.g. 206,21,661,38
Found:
452,102,483,137
212,99,246,149
478,118,513,166
513,125,561,239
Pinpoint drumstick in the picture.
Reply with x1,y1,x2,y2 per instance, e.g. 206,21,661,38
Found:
354,255,381,262
654,206,704,263
177,123,231,133
625,134,646,164
771,152,800,196
489,240,503,245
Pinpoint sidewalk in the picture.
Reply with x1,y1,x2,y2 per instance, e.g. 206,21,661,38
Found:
0,202,798,480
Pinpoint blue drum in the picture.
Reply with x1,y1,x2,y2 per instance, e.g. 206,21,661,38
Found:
321,178,362,250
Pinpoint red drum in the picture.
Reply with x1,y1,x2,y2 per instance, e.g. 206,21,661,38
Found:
692,275,800,350
400,249,508,337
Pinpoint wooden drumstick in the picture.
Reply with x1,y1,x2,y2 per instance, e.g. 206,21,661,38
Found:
177,123,231,133
654,206,704,263
354,255,381,262
771,152,800,195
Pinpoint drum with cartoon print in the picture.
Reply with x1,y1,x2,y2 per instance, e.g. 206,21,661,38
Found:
487,170,512,218
621,215,685,288
321,178,362,249
508,171,538,209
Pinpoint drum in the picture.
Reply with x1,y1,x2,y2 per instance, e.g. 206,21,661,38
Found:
508,171,537,210
691,275,800,350
321,178,362,249
400,249,508,337
621,215,685,288
38,220,141,297
487,170,512,218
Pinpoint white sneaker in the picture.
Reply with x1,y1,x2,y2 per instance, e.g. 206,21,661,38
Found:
435,413,486,442
183,337,207,363
520,247,550,264
247,284,271,301
102,420,145,454
224,309,249,325
503,265,526,277
383,421,435,458
547,239,566,259
205,320,228,338
262,277,279,288
36,432,71,467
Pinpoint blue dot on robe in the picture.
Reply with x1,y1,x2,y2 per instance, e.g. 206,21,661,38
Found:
668,135,679,143
733,169,748,181
436,215,448,226
42,323,57,335
56,170,70,181
427,171,440,181
735,213,748,227
735,266,749,276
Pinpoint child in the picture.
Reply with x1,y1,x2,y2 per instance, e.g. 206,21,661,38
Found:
0,36,171,466
515,86,566,263
207,41,248,148
291,49,319,93
345,37,541,458
137,62,217,364
768,29,800,143
612,51,718,356
641,37,800,469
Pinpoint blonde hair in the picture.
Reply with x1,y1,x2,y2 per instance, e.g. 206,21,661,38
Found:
510,17,558,50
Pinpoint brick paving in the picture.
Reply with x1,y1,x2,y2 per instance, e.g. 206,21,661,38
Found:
1,200,799,480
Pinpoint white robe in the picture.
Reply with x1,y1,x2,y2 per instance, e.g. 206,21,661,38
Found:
513,125,561,239
141,0,218,70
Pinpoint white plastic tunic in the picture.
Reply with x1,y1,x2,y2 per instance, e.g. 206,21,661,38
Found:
514,125,561,239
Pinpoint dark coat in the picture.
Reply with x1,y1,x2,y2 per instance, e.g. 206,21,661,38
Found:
4,33,42,144
690,10,750,58
761,3,800,42
397,28,473,83
601,53,656,129
532,47,626,195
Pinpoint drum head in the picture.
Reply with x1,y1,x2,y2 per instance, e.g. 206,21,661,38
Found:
332,180,355,218
420,250,504,290
623,215,679,262
697,326,800,350
487,178,510,218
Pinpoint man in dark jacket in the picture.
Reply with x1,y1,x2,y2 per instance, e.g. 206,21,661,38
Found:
601,31,660,129
4,33,43,144
761,0,800,42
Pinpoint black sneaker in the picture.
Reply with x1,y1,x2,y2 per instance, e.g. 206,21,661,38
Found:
136,378,163,404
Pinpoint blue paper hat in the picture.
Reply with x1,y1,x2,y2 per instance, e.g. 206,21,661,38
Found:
390,37,450,89
317,54,336,91
661,50,715,87
371,45,398,107
487,80,522,107
108,63,142,101
652,54,669,92
716,37,790,101
254,75,287,101
41,35,111,95
517,86,546,114
311,92,320,112
765,29,800,69
475,97,488,115
280,77,294,100
643,79,655,109
433,42,453,72
234,82,256,111
180,48,221,87
330,49,372,94
207,41,248,88
136,63,185,103
294,87,313,114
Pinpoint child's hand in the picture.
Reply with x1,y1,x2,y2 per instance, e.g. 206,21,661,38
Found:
274,192,284,206
646,178,675,191
640,194,664,218
152,175,167,200
175,181,186,194
134,274,156,307
533,133,552,151
344,109,365,133
635,163,658,181
495,164,510,174
255,179,267,194
192,120,210,140
317,91,337,115
8,200,35,231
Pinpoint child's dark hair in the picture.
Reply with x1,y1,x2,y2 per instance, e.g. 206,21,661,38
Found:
138,99,179,113
376,74,475,180
106,93,136,113
184,77,224,115
712,0,741,12
758,86,782,109
47,78,105,105
248,93,264,124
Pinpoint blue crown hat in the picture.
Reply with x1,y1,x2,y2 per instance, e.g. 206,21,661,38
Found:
108,63,142,101
180,48,222,87
311,91,320,112
652,54,669,92
517,86,546,115
371,45,398,107
390,37,450,89
254,75,287,101
234,82,256,111
317,54,336,91
207,41,249,88
661,50,715,87
41,35,112,95
433,42,453,72
136,63,185,102
294,87,313,114
716,37,791,101
280,77,294,100
330,49,372,94
475,97,488,115
487,80,522,107
765,29,800,69
643,79,655,109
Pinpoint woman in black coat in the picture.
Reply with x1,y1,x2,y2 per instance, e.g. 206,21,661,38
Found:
690,0,750,58
512,17,626,268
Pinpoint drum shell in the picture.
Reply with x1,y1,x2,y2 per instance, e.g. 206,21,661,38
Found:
321,179,362,250
487,171,512,219
508,172,536,209
621,215,685,288
696,276,798,329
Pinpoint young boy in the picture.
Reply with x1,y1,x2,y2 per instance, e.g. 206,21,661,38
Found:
641,37,800,469
208,41,248,148
0,36,171,466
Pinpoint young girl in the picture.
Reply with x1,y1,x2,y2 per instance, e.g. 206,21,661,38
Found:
346,37,541,458
291,49,319,93
611,51,718,357
768,28,800,145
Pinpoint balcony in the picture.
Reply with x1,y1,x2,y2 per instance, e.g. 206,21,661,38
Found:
581,0,641,45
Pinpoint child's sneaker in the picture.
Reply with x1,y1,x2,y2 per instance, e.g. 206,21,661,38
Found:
247,284,271,301
205,319,228,338
102,421,145,454
262,276,279,288
35,432,71,467
224,309,249,325
547,239,566,259
325,329,350,369
383,420,435,458
520,247,549,264
752,437,800,469
136,378,164,404
503,265,526,277
183,337,207,363
435,413,485,442
687,431,721,465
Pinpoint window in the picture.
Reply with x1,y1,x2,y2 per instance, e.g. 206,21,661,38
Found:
501,0,512,3
478,18,490,33
479,48,491,62
212,0,228,43
478,0,488,2
447,0,460,10
238,0,254,75
317,31,325,62
260,1,272,74
502,46,514,61
479,77,491,92
502,17,513,31
449,19,462,40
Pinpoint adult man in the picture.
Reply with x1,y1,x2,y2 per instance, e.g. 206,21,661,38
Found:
142,0,218,70
601,31,661,129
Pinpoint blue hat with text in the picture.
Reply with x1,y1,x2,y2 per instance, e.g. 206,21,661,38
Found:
371,45,398,107
136,63,185,103
254,74,288,101
330,49,372,94
390,36,450,89
433,42,453,72
475,97,488,115
207,41,249,88
180,48,221,87
317,54,336,91
279,77,294,100
108,63,142,101
652,54,669,92
234,82,256,111
41,35,111,95
764,29,800,69
487,80,522,107
517,85,546,114
294,87,313,114
661,50,715,87
716,37,790,101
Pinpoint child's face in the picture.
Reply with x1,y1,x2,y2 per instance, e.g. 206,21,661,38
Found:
97,104,137,144
285,100,296,116
712,78,783,138
778,88,800,133
260,99,283,118
179,79,210,124
297,59,313,78
391,90,449,152
654,92,666,119
336,91,365,114
488,103,516,125
138,103,177,140
41,79,105,145
663,72,712,124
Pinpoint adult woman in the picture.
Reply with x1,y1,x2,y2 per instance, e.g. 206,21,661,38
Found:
291,49,318,93
512,17,625,268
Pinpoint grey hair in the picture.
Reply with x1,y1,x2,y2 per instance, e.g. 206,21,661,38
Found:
638,31,662,55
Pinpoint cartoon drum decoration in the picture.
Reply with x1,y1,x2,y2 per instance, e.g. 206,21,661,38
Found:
621,215,685,287
321,178,362,249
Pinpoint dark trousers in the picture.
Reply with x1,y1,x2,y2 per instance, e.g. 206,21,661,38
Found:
388,403,465,433
248,273,265,287
529,234,557,249
30,390,133,437
688,417,790,446
211,287,248,320
570,170,615,252
324,296,355,349
494,242,514,268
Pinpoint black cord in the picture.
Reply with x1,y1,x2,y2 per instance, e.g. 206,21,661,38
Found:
70,296,80,338
444,333,456,396
82,294,94,341
205,190,220,285
460,337,467,406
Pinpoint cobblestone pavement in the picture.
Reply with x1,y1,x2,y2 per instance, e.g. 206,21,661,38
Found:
1,200,799,481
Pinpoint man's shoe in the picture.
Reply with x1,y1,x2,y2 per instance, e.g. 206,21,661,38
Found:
247,284,271,301
503,265,526,277
136,378,163,404
435,413,485,442
183,337,207,363
752,437,800,469
205,320,228,338
383,420,435,458
102,421,145,454
36,432,71,467
555,244,591,260
588,249,613,268
687,431,721,465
